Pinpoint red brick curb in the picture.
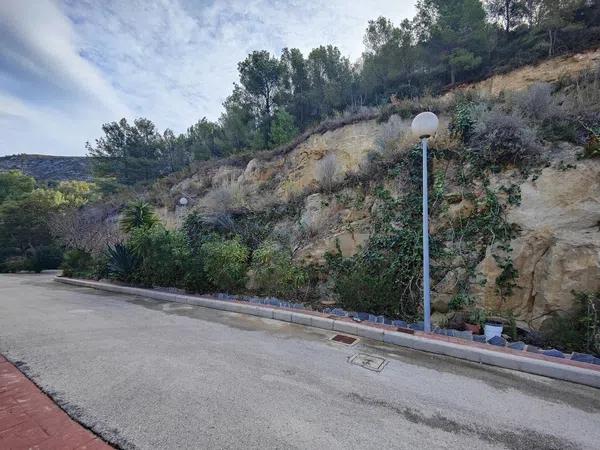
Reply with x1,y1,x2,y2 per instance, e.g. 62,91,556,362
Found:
0,355,111,450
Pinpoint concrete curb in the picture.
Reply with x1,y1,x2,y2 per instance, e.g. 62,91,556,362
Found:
54,277,600,389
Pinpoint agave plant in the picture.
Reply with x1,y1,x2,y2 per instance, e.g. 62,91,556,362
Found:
105,243,140,282
120,200,158,233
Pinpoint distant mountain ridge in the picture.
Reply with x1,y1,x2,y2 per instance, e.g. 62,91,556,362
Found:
0,154,92,182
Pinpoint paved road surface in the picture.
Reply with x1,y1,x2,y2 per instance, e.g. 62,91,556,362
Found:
0,273,599,449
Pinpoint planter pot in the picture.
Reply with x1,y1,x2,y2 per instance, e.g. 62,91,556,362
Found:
484,323,504,341
464,323,481,334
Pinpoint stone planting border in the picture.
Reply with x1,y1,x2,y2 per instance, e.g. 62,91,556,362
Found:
54,277,600,389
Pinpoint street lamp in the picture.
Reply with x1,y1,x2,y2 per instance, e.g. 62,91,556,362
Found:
411,112,439,333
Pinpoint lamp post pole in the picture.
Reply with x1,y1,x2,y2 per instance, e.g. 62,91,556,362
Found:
411,111,438,334
421,137,431,333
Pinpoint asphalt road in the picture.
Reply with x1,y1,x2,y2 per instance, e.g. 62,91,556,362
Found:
0,273,599,449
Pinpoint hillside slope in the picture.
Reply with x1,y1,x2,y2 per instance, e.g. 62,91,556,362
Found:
144,50,600,330
0,154,92,182
453,47,600,96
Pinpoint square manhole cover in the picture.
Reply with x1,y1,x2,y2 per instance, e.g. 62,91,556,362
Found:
331,334,358,345
348,353,387,372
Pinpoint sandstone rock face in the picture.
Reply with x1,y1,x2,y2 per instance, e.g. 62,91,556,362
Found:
294,190,371,264
300,193,326,229
240,158,282,185
473,160,600,329
432,268,466,313
295,230,370,264
278,119,386,194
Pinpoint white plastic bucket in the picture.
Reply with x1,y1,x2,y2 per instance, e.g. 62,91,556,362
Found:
484,323,503,341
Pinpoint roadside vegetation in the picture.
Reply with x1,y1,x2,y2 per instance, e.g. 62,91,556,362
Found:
0,171,102,273
2,0,600,356
38,66,600,355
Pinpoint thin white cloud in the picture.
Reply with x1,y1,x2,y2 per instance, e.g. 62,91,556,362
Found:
0,0,130,155
0,0,416,156
0,0,129,115
0,92,108,157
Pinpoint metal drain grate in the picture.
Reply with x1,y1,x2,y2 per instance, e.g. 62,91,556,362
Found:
331,334,358,345
348,353,388,372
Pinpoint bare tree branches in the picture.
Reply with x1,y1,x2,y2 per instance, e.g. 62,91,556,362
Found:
49,204,124,255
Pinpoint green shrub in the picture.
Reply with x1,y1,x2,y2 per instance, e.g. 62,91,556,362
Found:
200,238,249,293
328,258,401,316
582,123,600,158
449,101,476,142
0,256,28,273
250,241,307,299
468,308,487,328
448,293,473,311
270,110,299,147
183,210,271,250
0,188,66,272
120,200,158,233
0,170,35,204
24,245,62,273
182,211,215,245
61,249,94,278
94,177,121,195
129,224,190,287
91,253,109,280
540,116,578,142
183,254,212,293
540,291,599,356
106,243,140,283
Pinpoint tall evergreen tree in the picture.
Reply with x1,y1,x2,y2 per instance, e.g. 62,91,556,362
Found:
237,50,282,144
486,0,528,34
87,118,164,185
415,0,491,84
279,48,311,129
306,45,354,119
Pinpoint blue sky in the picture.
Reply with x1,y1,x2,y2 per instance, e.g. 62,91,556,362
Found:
0,0,416,156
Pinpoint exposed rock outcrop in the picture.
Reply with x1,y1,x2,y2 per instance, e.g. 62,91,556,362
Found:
276,119,385,197
472,158,600,328
156,49,600,327
294,191,371,264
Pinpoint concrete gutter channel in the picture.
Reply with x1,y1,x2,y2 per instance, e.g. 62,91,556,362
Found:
54,277,600,389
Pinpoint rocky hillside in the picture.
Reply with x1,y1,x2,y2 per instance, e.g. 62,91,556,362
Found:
475,156,600,329
0,154,92,182
145,49,600,332
452,47,600,96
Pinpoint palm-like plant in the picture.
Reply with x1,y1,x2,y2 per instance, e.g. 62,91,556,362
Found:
106,243,140,282
120,200,158,233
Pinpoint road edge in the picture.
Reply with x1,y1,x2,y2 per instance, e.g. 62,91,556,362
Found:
54,277,600,389
0,353,114,449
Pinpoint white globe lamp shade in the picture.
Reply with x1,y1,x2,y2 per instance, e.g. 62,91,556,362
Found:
411,112,439,138
179,197,188,206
